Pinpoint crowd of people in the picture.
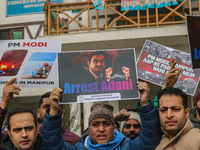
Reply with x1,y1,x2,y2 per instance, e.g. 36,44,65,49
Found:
0,55,200,150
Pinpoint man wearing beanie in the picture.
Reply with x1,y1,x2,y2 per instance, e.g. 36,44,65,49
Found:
119,111,141,140
189,90,200,128
42,81,162,150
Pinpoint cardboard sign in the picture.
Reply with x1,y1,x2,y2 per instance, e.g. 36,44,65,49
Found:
58,49,139,104
187,15,200,69
137,40,200,96
0,40,61,88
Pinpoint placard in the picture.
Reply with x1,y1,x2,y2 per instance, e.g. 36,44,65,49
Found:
0,39,61,88
187,15,200,69
58,49,139,104
137,40,200,96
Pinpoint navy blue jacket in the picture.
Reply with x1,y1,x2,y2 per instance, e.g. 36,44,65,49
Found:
43,101,162,150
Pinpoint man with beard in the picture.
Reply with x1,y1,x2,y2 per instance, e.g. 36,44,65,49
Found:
120,111,141,140
155,87,200,149
189,90,200,128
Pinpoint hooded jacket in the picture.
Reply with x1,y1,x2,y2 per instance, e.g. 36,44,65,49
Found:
1,134,44,150
155,119,200,150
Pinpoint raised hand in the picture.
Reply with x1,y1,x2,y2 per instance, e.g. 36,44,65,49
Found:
162,58,182,89
1,78,21,110
137,81,150,107
114,109,130,121
49,87,63,116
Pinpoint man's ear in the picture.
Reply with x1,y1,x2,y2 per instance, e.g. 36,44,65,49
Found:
185,108,190,119
37,108,40,119
8,130,12,139
87,61,90,67
61,110,64,119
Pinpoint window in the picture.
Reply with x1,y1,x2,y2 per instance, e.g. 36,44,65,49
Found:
0,28,24,40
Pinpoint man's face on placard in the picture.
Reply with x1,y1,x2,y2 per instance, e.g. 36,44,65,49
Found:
88,55,105,76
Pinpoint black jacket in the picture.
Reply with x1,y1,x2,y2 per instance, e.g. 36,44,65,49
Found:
1,134,44,150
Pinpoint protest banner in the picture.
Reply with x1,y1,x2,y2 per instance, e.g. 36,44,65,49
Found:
0,39,61,88
187,15,200,69
58,49,139,104
137,40,200,96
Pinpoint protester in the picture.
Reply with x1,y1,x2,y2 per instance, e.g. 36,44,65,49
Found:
0,78,80,148
37,92,81,145
189,90,200,128
155,87,200,149
113,58,182,140
42,81,162,150
1,107,44,150
120,111,141,140
0,78,21,146
0,78,44,150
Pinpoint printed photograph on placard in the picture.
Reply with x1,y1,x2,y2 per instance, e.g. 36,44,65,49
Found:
21,52,57,79
0,39,61,88
137,40,200,96
0,50,28,76
58,49,139,104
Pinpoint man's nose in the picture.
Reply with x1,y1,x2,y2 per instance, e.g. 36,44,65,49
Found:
21,129,28,137
97,62,102,66
98,124,105,132
130,125,136,131
166,109,173,118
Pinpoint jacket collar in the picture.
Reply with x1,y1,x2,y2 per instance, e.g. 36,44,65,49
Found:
161,119,193,148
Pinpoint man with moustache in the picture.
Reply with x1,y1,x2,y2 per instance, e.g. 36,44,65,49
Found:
155,87,200,149
42,81,162,150
86,51,106,82
120,111,141,140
